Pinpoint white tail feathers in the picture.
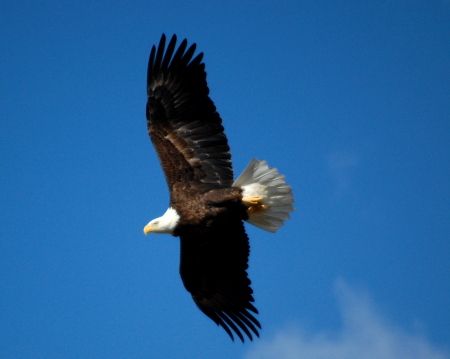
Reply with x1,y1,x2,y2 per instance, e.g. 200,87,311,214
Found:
233,158,294,233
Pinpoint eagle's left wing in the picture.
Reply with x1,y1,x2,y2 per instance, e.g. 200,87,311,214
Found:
147,34,234,196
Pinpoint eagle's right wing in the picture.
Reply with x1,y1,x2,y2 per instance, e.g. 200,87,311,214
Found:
179,220,260,342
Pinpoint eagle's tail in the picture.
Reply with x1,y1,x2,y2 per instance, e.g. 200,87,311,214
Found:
233,158,294,233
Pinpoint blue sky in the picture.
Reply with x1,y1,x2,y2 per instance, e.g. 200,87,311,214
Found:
1,1,449,358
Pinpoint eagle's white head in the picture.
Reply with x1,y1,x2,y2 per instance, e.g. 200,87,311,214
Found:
143,207,180,235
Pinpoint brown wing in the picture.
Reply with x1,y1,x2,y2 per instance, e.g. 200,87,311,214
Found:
179,220,261,342
147,34,233,198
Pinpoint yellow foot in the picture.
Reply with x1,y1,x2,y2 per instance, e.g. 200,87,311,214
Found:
242,196,267,214
242,196,263,207
248,204,267,214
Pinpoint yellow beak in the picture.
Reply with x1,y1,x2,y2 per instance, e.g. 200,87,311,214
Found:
143,224,154,235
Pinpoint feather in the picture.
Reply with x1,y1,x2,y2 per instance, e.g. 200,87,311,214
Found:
147,34,233,191
179,220,260,342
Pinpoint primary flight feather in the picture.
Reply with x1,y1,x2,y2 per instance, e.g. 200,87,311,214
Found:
144,34,294,342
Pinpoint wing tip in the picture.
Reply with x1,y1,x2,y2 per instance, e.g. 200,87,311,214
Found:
199,306,261,343
148,34,203,79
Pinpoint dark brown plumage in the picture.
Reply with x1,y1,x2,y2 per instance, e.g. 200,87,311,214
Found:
146,34,260,342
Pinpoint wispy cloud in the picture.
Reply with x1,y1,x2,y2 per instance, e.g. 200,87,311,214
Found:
245,279,448,359
326,152,360,196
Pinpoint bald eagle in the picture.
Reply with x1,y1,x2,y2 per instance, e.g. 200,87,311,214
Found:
143,34,294,342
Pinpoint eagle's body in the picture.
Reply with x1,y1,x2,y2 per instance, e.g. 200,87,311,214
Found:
143,34,294,342
174,187,246,235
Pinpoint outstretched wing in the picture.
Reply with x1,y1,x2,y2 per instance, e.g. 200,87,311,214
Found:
147,34,233,197
179,220,261,342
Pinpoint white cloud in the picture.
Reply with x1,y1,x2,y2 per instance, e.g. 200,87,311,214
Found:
245,280,448,359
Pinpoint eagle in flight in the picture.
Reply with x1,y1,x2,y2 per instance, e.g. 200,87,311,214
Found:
143,34,294,342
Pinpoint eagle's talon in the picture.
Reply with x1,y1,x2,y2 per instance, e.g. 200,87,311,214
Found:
242,196,263,207
248,204,267,214
242,196,266,214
